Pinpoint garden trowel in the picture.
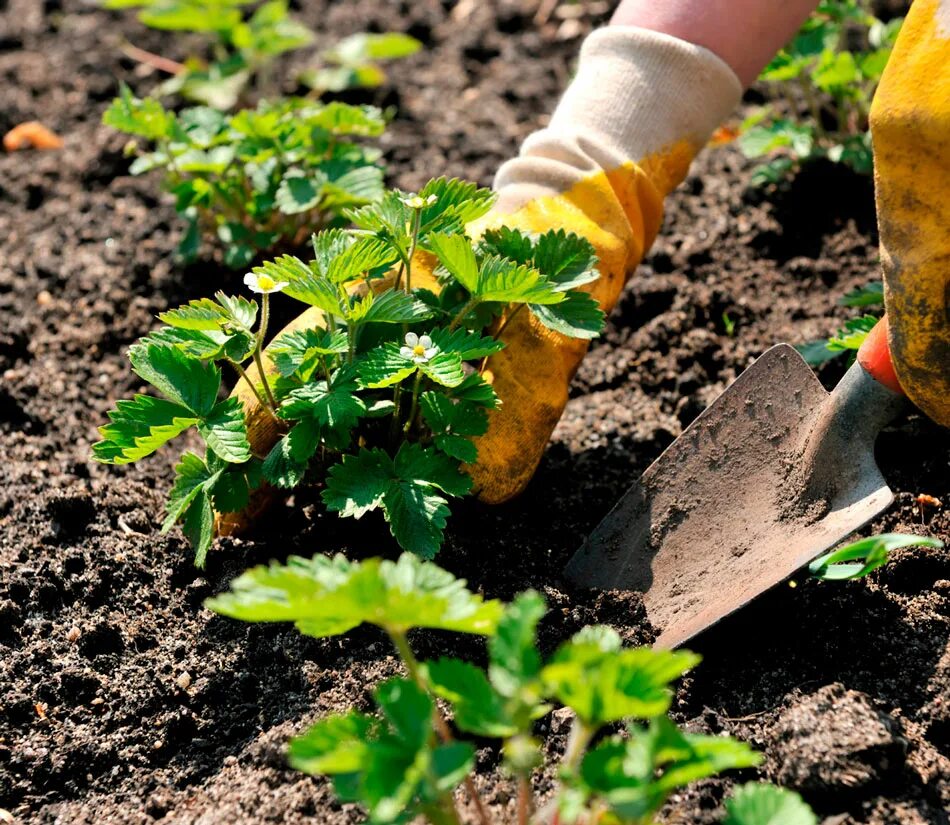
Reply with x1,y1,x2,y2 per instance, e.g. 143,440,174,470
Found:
565,318,906,649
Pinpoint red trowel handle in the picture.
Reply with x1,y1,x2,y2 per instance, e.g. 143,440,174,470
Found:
858,316,904,396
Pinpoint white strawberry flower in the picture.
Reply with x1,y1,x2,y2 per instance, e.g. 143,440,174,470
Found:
400,332,438,365
399,194,438,209
244,271,287,294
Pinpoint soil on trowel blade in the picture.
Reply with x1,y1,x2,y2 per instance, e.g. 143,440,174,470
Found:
1,1,947,823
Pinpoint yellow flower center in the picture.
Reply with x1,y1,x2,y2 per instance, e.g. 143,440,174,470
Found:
258,274,276,291
413,344,426,357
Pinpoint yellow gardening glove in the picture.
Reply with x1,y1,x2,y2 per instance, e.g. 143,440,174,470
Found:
217,27,742,534
869,0,950,428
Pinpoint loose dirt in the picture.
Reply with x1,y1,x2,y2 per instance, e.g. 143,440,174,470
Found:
1,1,947,823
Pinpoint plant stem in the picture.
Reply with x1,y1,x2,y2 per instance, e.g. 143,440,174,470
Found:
561,717,593,773
387,630,495,825
517,775,532,825
389,385,403,445
479,304,524,373
448,298,480,331
403,371,423,435
228,359,278,422
253,293,279,412
405,208,422,294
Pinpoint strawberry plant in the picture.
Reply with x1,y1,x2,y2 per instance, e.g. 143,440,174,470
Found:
809,533,944,581
207,552,813,825
736,0,902,185
796,281,883,367
104,86,387,268
104,0,314,109
93,178,607,565
103,0,420,109
300,31,422,95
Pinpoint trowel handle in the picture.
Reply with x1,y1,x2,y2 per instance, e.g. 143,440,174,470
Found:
857,316,904,396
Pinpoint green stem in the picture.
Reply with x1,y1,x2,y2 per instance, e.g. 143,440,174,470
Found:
253,293,279,412
405,208,422,294
403,370,423,435
228,359,277,421
448,298,480,332
387,630,494,825
479,304,525,373
561,718,593,773
390,385,404,445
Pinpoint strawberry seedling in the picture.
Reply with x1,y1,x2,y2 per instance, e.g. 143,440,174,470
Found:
93,178,607,564
104,86,387,268
104,0,314,109
796,281,883,367
736,0,902,184
207,552,807,825
300,31,422,95
809,533,944,580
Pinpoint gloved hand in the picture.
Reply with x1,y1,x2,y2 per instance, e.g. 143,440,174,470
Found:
869,0,950,428
217,26,742,534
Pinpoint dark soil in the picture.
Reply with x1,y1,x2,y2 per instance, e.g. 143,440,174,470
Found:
2,1,948,823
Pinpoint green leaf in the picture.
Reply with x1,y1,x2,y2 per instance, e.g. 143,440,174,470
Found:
275,169,327,214
198,397,252,463
489,591,546,698
262,254,343,318
449,372,500,409
795,339,841,367
840,281,884,308
280,371,366,447
163,451,223,531
326,31,422,64
93,395,197,464
580,718,762,822
206,551,503,636
809,533,943,580
269,327,348,377
425,658,517,737
129,342,221,417
419,392,487,463
542,633,700,726
416,177,496,236
475,256,564,305
323,444,470,557
383,481,452,560
290,678,469,824
360,289,435,324
262,417,321,488
322,447,392,517
357,343,418,389
531,291,605,339
428,327,505,360
723,783,818,825
103,84,176,140
531,230,600,290
182,489,215,568
210,459,262,514
420,352,465,388
429,232,479,292
327,236,399,284
827,314,878,352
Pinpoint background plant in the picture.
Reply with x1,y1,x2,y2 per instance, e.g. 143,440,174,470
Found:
93,178,607,564
104,0,421,109
796,281,883,367
735,0,903,185
809,533,943,580
207,552,817,825
104,0,314,109
105,87,388,268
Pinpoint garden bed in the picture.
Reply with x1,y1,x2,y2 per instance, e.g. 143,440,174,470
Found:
1,1,948,823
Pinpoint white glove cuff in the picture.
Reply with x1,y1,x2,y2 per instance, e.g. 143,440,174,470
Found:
494,26,742,209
